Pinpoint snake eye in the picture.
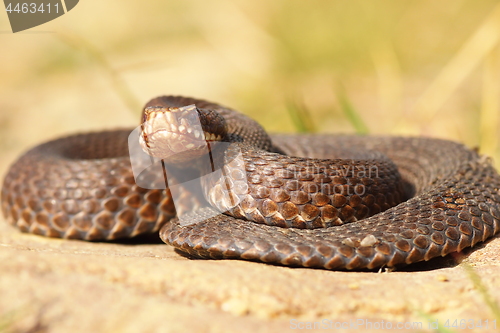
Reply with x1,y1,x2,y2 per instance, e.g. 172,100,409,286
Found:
142,108,153,124
143,106,161,124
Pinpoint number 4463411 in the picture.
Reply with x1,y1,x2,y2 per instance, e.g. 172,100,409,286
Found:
6,3,60,14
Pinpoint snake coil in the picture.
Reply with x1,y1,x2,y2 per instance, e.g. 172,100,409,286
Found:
2,96,500,270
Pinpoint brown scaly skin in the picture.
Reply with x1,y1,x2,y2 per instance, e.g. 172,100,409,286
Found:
2,96,500,269
162,135,500,269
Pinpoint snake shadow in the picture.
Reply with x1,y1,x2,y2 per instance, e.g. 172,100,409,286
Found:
106,232,165,245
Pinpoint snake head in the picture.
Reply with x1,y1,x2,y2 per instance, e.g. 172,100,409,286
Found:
139,104,227,163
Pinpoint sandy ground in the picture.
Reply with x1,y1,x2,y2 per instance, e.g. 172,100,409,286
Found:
1,208,499,332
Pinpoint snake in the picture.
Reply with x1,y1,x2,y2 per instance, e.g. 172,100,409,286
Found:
2,96,500,270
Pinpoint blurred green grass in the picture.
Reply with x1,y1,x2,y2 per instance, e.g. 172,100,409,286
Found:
0,0,499,167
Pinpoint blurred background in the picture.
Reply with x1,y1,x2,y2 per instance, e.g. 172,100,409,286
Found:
1,0,500,172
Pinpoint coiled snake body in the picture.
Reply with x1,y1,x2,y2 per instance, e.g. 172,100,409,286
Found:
2,96,500,270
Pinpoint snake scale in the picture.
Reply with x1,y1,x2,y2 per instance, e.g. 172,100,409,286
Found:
2,96,500,270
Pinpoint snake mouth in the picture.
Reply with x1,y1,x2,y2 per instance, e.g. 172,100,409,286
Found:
139,104,226,160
